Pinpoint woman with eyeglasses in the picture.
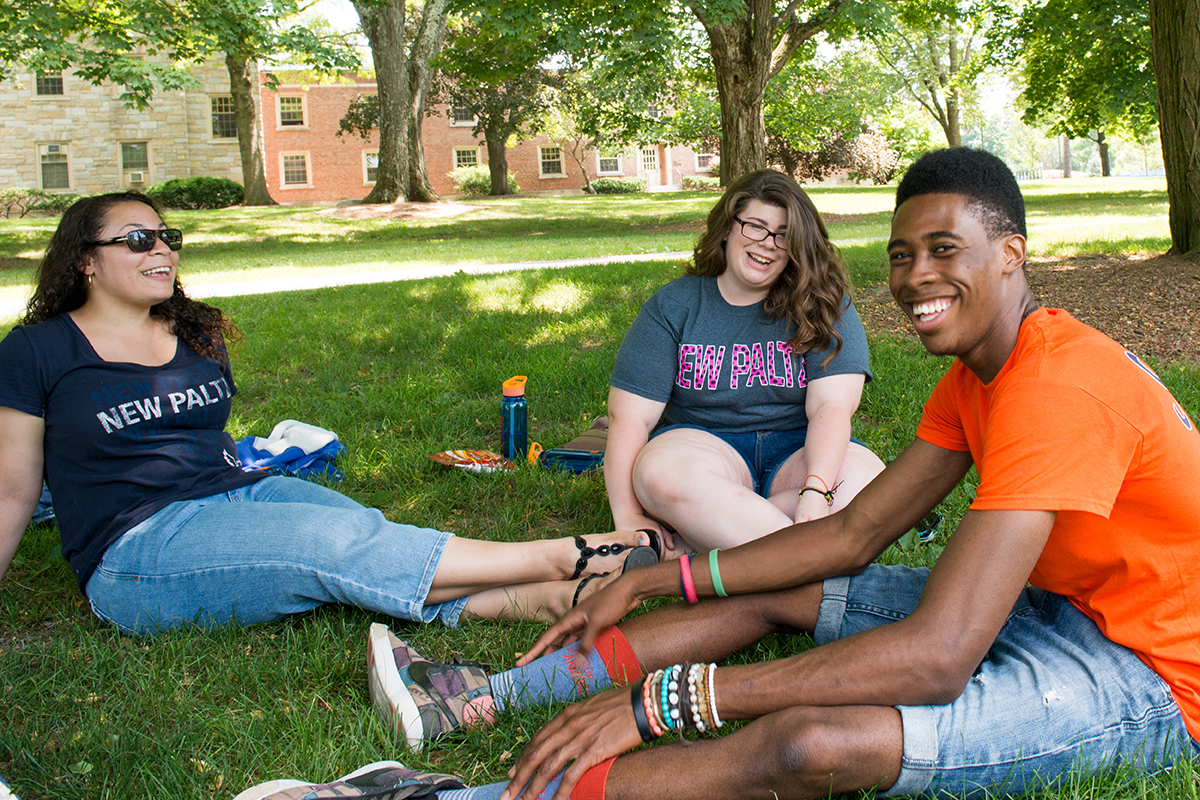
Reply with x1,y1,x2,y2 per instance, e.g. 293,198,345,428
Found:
606,170,885,553
0,192,657,635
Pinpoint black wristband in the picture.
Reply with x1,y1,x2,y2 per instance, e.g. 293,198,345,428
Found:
629,679,655,742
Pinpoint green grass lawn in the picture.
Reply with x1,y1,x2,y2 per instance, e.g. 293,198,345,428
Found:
2,178,1196,799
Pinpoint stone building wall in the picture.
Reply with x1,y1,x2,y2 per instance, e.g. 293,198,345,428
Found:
0,61,250,195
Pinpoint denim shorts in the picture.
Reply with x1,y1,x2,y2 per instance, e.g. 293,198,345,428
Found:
86,476,468,635
816,565,1198,798
651,424,865,497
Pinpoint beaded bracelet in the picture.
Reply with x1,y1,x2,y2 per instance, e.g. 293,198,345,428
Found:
629,678,655,742
707,662,723,729
643,675,666,737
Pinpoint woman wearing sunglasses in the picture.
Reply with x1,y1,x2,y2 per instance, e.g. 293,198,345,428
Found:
0,192,656,635
606,170,885,553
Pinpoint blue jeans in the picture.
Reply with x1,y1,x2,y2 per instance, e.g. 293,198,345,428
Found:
85,476,467,635
652,424,866,496
816,565,1197,798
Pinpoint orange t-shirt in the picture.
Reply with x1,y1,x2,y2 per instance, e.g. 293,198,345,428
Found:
916,308,1200,738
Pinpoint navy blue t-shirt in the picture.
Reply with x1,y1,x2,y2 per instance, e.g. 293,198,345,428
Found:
0,315,264,593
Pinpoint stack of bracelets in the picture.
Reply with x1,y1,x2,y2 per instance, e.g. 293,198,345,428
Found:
629,662,723,742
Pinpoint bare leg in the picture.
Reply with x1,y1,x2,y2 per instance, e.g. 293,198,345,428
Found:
616,582,825,669
632,429,794,550
766,442,886,519
425,531,647,604
459,572,625,623
606,704,903,800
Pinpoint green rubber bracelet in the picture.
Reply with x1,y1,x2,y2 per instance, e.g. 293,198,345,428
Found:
709,548,728,597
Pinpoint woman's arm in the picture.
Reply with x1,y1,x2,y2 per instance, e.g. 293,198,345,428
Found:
604,387,668,536
795,373,866,522
0,407,46,581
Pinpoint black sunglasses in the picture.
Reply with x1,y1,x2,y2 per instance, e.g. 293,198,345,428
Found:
89,228,184,252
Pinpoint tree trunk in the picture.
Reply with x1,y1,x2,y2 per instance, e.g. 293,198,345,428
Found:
355,0,411,203
1149,0,1200,257
225,53,276,206
692,0,842,186
485,120,512,196
403,0,450,203
1061,134,1072,178
1096,130,1111,177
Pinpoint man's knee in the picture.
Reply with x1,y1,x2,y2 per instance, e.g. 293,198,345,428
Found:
764,706,903,794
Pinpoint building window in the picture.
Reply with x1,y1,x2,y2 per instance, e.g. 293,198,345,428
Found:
641,146,659,173
281,153,310,186
211,96,237,139
121,142,149,171
278,95,306,127
454,147,479,168
363,151,378,184
39,143,70,190
35,72,64,96
695,153,714,171
451,106,475,125
598,152,622,175
121,142,149,185
539,146,564,177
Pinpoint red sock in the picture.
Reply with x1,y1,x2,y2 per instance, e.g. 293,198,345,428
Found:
594,626,642,686
569,756,618,800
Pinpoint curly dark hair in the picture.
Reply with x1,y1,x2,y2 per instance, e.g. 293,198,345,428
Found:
689,169,849,362
895,147,1026,239
22,191,237,363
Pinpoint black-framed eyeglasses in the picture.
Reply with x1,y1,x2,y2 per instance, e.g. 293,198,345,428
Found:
89,229,183,253
733,216,787,248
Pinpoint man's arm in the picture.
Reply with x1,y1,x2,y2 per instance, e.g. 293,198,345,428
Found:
719,506,1056,715
521,438,973,664
0,407,46,582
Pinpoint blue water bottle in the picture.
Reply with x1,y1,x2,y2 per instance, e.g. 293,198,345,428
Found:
501,375,528,462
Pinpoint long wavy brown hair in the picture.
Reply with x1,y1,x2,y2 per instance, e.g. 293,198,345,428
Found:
689,170,849,363
22,192,237,363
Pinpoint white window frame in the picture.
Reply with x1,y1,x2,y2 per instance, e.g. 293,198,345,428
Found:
279,151,312,189
695,153,714,172
453,147,479,169
37,142,72,190
450,106,475,126
597,151,623,176
33,71,65,98
276,94,308,129
211,95,238,140
363,150,379,185
120,141,151,187
539,146,565,178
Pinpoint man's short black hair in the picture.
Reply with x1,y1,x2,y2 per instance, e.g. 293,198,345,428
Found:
895,147,1026,239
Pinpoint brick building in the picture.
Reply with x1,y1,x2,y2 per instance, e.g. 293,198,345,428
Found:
1,63,715,202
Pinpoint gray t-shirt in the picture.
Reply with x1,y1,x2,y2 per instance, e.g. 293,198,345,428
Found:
610,275,871,434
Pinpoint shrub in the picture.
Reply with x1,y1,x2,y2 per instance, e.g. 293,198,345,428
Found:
1,187,50,218
34,192,83,215
680,175,721,191
450,166,518,196
591,176,647,194
146,177,244,209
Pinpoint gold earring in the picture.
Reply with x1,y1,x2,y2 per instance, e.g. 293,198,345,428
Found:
87,273,93,286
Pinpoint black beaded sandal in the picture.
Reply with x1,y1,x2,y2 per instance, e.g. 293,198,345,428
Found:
569,533,662,580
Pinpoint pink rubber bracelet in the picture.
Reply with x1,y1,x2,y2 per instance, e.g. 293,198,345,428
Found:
680,554,699,604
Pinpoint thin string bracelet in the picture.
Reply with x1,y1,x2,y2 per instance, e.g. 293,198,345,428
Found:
709,548,728,597
804,473,830,493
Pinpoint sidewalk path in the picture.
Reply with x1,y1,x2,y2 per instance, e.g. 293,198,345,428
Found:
0,251,689,320
0,237,888,319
